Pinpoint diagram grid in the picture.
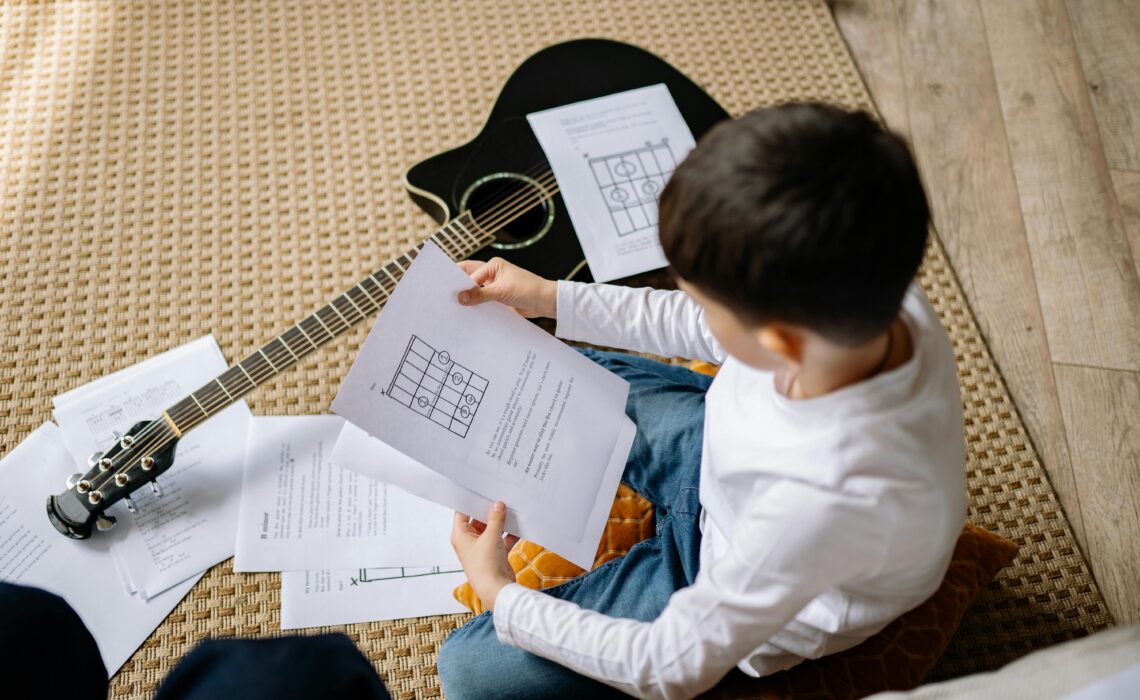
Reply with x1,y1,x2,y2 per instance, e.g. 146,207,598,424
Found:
386,335,487,438
587,139,677,236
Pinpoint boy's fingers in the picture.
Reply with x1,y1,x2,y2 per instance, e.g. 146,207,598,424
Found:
504,534,521,550
483,501,507,539
457,260,482,275
459,282,508,307
452,512,471,539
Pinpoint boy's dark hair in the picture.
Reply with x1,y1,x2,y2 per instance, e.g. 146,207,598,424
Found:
659,103,930,346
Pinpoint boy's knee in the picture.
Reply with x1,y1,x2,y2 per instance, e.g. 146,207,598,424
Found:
437,619,496,699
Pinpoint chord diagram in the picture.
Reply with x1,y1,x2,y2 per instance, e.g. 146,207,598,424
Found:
587,139,677,236
386,335,488,438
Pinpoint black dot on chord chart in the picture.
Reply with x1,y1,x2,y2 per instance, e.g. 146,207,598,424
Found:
614,160,637,177
417,396,430,408
465,394,475,404
451,371,464,385
610,187,630,202
642,180,660,194
459,406,471,418
437,351,451,365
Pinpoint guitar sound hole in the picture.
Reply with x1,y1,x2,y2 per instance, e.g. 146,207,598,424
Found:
460,172,555,250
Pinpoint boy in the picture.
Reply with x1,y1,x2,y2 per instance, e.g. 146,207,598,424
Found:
441,103,966,699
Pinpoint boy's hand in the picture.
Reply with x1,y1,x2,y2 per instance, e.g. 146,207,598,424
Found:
450,501,520,611
457,258,557,319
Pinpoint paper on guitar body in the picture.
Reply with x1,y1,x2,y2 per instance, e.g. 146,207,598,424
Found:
332,242,635,569
280,564,466,630
527,83,696,282
52,335,251,599
0,423,199,674
234,415,455,572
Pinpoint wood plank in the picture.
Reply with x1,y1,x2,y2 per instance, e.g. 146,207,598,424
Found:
828,0,912,136
834,0,1086,545
981,0,1140,372
1111,169,1140,281
1054,364,1140,624
1065,0,1140,172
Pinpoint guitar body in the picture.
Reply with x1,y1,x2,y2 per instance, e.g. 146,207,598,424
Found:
403,39,729,282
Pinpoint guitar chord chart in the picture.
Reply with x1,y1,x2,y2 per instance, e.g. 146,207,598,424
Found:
386,335,488,438
587,139,677,236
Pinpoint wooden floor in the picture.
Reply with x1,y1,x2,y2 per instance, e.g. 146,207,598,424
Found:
832,0,1139,626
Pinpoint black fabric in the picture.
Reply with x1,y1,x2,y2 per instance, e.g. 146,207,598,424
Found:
154,634,392,700
0,581,108,700
0,582,391,700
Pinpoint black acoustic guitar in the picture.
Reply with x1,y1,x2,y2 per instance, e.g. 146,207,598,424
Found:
46,38,728,539
403,38,728,282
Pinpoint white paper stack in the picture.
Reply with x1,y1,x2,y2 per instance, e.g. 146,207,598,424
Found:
231,415,466,629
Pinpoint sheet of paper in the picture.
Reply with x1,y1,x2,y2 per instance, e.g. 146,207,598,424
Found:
234,415,456,571
332,243,634,567
52,335,251,599
332,421,635,569
0,423,199,674
280,564,467,630
527,84,696,282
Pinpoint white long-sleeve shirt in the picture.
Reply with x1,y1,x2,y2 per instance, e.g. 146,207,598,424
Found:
492,281,967,699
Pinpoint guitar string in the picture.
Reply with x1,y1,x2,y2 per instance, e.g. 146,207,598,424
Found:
86,170,562,495
106,167,561,479
90,168,561,490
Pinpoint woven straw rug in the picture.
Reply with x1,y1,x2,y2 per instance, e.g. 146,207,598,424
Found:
0,1,1113,697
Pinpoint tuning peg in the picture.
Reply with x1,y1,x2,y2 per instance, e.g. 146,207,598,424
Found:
124,496,137,514
149,481,163,498
95,515,117,532
65,472,83,489
87,451,104,468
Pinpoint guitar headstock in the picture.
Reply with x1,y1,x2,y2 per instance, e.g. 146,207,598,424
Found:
46,419,179,539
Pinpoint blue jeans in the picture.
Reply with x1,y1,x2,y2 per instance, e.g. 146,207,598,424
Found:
437,349,713,699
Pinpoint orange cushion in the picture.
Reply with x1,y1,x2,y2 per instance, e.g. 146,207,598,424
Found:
453,483,655,614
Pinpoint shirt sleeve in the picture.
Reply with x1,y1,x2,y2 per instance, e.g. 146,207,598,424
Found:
491,481,891,700
555,281,726,364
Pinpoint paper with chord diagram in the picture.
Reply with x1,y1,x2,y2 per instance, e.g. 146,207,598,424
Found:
280,564,467,630
234,415,455,572
527,83,696,282
0,423,199,674
331,242,634,568
52,335,251,600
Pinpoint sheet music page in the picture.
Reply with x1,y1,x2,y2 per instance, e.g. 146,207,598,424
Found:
234,415,455,571
280,564,466,630
0,423,199,674
331,242,635,569
526,83,696,282
52,336,251,599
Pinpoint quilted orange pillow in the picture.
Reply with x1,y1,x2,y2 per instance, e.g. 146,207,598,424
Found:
453,483,655,614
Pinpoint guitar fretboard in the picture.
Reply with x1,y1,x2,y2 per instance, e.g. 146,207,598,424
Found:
162,213,495,435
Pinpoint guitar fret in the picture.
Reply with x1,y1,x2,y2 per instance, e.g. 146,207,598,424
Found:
312,309,335,338
258,348,278,372
433,229,458,259
236,361,257,389
341,292,365,318
294,323,317,349
391,258,406,273
356,283,380,308
452,219,479,251
214,378,234,401
379,267,399,289
278,335,301,362
329,298,353,326
190,392,210,417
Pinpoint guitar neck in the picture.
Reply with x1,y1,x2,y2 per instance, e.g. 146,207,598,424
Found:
160,214,494,436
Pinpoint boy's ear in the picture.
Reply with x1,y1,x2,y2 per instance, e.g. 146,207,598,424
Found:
757,324,805,366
